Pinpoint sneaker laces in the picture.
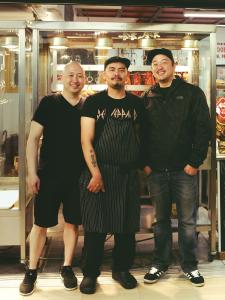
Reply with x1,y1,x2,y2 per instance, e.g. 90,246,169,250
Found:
189,270,201,278
149,267,159,274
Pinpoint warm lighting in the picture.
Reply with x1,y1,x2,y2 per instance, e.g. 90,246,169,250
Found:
1,36,18,50
184,10,225,18
95,36,113,49
182,34,199,50
138,38,156,49
49,37,68,49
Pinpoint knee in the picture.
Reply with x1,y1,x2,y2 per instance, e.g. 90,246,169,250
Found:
32,224,47,235
64,222,79,233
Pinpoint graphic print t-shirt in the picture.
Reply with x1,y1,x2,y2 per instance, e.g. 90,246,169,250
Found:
81,90,148,167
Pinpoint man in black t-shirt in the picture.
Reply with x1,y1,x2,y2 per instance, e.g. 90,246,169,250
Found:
79,56,147,294
19,62,86,296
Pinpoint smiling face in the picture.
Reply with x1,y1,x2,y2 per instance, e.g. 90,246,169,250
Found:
103,62,128,90
151,54,175,87
62,62,85,96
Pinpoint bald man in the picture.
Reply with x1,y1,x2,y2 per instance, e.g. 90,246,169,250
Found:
20,62,86,296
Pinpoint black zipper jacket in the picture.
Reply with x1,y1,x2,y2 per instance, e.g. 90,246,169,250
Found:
142,77,211,171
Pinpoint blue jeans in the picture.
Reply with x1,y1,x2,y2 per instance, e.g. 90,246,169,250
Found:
147,170,198,273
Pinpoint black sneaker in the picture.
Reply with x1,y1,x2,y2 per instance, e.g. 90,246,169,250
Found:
60,266,77,290
144,267,167,283
80,276,97,294
112,271,137,289
19,269,37,296
184,270,205,287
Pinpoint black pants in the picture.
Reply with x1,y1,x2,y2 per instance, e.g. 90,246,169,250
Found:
82,232,136,277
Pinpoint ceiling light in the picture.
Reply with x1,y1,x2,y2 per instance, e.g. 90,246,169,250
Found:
138,38,156,49
181,34,198,50
182,39,198,50
95,36,113,49
49,37,68,49
184,10,225,18
1,36,18,50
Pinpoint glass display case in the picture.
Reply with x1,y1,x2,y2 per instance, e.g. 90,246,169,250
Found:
0,21,33,261
0,20,218,261
216,64,225,255
30,22,217,255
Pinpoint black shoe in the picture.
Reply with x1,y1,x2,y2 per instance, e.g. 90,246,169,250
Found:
144,267,167,283
19,269,37,296
60,266,77,290
112,271,137,289
80,276,97,294
184,270,205,287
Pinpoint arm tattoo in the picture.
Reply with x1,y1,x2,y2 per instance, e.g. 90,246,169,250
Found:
90,149,97,167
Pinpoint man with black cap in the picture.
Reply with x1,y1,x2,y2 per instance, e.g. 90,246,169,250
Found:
79,56,147,294
142,48,211,287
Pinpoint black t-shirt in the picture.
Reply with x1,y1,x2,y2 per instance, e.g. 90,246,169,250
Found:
81,90,148,167
33,93,84,178
82,89,144,125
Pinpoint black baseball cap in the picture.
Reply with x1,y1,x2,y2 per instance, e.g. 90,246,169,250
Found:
147,48,174,64
104,56,131,70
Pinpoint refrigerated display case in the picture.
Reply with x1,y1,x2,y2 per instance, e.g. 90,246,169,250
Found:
29,21,217,257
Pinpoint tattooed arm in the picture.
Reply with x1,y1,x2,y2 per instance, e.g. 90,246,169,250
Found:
81,116,105,193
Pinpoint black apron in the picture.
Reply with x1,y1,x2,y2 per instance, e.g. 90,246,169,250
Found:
80,116,140,233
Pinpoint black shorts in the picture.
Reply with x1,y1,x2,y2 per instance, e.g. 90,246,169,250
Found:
34,175,82,228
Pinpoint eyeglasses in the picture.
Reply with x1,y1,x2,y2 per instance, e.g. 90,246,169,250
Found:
151,59,170,69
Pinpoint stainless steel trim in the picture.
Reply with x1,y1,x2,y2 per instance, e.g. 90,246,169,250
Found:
29,21,216,33
18,28,26,261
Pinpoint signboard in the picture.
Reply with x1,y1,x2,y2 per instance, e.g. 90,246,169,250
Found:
216,27,225,65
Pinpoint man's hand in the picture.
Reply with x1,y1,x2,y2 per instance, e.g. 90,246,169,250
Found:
87,174,105,193
27,173,40,194
143,165,152,176
184,164,198,176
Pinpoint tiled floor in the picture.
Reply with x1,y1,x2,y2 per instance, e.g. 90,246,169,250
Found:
1,263,225,300
1,210,225,299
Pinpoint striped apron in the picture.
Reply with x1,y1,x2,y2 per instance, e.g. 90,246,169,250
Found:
80,116,141,233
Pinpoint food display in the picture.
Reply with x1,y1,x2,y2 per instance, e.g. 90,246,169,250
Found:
216,96,225,154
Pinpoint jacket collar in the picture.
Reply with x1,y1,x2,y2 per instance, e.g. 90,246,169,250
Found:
148,76,184,97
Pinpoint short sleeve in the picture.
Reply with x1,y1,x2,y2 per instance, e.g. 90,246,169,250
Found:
81,94,98,119
32,96,51,126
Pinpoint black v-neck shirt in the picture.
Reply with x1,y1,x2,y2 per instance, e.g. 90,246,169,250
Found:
33,93,84,179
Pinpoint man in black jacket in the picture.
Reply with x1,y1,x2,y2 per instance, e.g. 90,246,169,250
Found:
142,48,211,287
